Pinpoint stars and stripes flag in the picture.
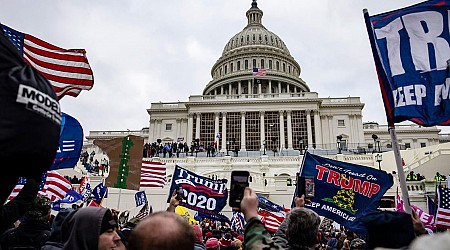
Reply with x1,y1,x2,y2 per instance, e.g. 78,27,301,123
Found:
231,211,245,231
252,67,266,76
258,208,286,233
140,161,166,188
6,177,27,202
135,202,150,220
1,24,94,100
6,171,73,203
39,171,74,202
436,185,450,229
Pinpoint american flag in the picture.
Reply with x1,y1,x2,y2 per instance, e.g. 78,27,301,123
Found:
140,161,166,188
6,177,28,202
252,67,266,76
436,185,450,229
231,211,245,231
258,208,286,233
1,24,94,100
135,202,150,220
39,171,74,201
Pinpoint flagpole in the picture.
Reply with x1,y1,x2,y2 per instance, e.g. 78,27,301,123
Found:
389,126,411,214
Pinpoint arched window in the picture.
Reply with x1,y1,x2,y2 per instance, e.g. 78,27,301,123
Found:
253,34,255,41
276,61,280,70
224,65,227,74
245,60,248,69
283,63,286,72
247,35,250,42
230,63,233,73
261,59,265,69
265,35,268,42
253,59,257,68
269,60,272,69
237,61,241,71
288,65,291,73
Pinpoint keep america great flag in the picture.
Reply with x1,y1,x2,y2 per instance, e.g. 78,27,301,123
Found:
1,24,94,99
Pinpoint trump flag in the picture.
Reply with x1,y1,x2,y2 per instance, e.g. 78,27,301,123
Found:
49,112,83,170
296,151,393,234
365,1,450,126
168,165,228,215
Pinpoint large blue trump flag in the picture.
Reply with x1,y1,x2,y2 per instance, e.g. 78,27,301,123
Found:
297,152,393,234
365,0,450,126
49,112,83,170
168,165,228,215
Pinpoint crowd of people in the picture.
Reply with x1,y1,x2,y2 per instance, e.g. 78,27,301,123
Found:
143,140,220,158
2,179,450,250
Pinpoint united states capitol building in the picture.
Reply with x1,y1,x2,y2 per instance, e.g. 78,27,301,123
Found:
75,1,450,216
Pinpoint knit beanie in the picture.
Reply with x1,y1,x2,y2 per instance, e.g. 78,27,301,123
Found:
206,237,219,250
100,209,117,234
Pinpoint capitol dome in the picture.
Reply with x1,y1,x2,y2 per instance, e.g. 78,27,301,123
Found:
203,0,309,95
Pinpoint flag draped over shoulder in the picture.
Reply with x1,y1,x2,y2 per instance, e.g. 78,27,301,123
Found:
364,1,450,126
298,151,393,234
436,185,450,229
1,24,94,99
168,165,228,215
140,161,166,188
49,112,83,170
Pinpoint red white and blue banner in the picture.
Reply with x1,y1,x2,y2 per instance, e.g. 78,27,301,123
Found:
365,0,450,126
135,190,147,207
297,151,393,234
168,165,228,215
93,181,108,205
49,112,83,170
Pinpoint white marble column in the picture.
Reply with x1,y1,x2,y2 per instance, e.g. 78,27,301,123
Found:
214,112,220,149
258,83,261,94
149,119,156,142
279,110,285,149
238,81,242,95
229,84,232,95
176,118,182,141
221,112,227,152
268,80,272,94
241,111,246,150
156,119,162,140
221,86,224,95
195,113,201,140
328,115,333,149
314,110,322,148
260,111,265,149
287,110,293,150
187,113,194,143
278,81,282,93
306,110,313,148
248,80,251,94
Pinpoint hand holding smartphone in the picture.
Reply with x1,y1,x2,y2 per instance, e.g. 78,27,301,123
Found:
296,175,315,198
229,170,250,208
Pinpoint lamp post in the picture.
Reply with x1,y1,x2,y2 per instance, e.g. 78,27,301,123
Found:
371,134,378,153
263,140,266,155
226,141,230,156
376,153,383,170
337,135,343,154
298,137,304,155
376,138,381,153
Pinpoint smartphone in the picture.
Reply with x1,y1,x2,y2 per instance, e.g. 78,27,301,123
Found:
229,171,250,208
296,175,315,198
176,186,185,201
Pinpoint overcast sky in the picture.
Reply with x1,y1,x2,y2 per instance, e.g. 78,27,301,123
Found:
3,0,447,137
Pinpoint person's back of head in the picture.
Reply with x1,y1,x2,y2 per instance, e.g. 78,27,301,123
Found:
361,210,415,249
128,211,194,250
23,194,51,223
286,207,321,249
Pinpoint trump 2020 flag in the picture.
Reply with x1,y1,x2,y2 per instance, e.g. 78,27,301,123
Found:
297,151,393,234
364,1,450,126
49,112,83,170
168,165,228,215
93,181,108,205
